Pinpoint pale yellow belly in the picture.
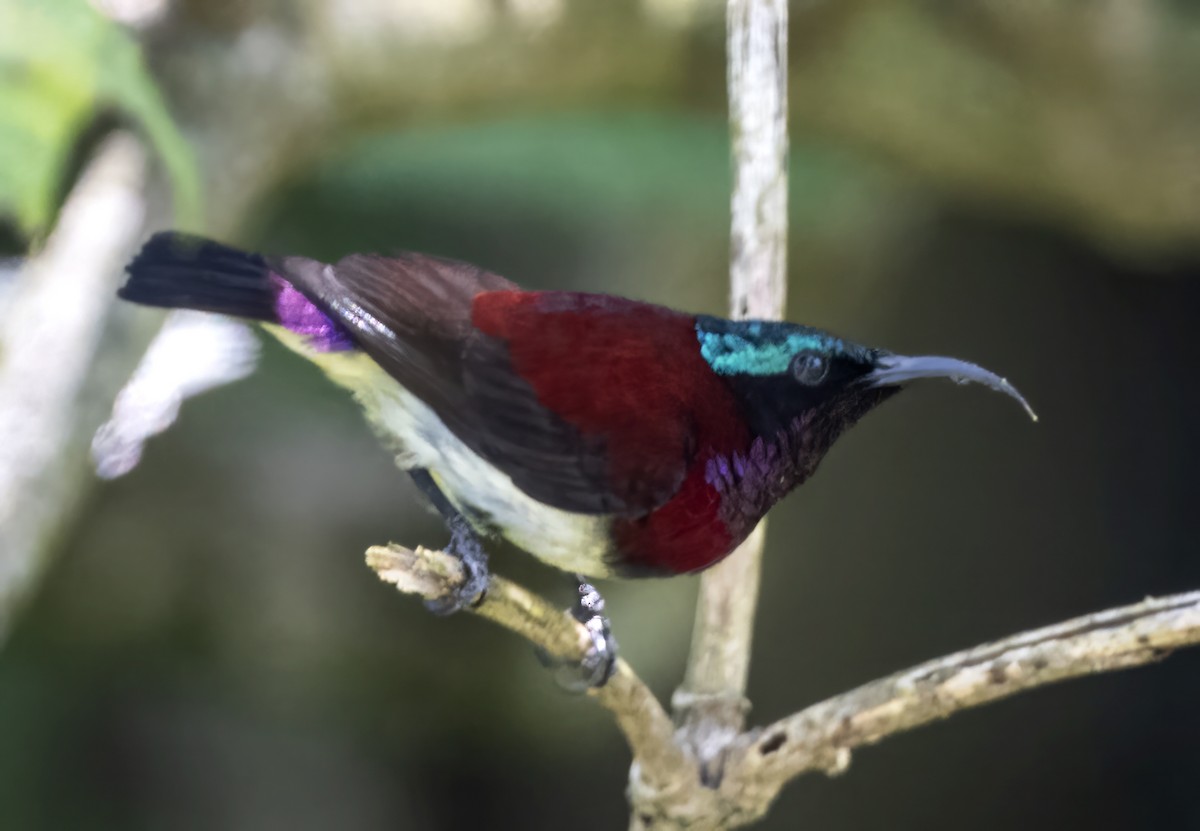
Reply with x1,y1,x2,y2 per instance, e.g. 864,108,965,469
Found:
268,327,617,576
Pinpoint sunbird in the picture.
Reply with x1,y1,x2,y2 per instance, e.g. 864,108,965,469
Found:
119,232,1035,684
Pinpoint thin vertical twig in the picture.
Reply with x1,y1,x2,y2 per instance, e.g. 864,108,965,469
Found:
673,0,789,772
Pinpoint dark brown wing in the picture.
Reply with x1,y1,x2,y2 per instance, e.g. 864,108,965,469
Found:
272,252,673,516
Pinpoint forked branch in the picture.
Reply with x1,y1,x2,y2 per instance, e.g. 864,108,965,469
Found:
366,544,1200,830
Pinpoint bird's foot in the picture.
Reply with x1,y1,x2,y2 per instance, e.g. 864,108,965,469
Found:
424,517,490,616
537,577,618,692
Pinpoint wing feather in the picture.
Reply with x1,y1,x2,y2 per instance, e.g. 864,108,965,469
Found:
273,252,688,516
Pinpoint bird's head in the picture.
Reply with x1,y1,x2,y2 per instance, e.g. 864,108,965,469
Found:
695,315,1035,480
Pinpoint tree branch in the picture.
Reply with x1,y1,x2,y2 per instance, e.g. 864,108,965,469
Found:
365,544,693,794
365,543,1200,829
726,590,1200,803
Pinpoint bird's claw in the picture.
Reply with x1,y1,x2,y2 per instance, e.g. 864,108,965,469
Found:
536,579,618,692
423,518,489,616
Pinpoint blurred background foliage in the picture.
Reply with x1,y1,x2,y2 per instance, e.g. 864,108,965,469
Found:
0,0,1198,829
0,0,198,235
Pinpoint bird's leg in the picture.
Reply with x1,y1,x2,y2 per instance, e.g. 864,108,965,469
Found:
409,471,614,687
537,575,618,691
409,469,489,615
572,577,619,688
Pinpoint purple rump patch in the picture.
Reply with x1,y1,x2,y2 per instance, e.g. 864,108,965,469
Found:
271,274,355,351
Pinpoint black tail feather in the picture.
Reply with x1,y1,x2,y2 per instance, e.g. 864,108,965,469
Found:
119,232,279,322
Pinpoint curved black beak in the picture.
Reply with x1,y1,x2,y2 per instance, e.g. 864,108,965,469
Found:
864,354,1038,421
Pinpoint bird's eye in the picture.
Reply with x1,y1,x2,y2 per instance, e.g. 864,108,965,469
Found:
791,350,829,386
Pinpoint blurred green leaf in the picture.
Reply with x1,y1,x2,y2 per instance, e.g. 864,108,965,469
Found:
0,0,200,236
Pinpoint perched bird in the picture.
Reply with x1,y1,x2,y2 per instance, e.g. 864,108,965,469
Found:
119,232,1035,683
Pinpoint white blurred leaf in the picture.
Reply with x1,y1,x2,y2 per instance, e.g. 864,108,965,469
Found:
92,310,260,479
